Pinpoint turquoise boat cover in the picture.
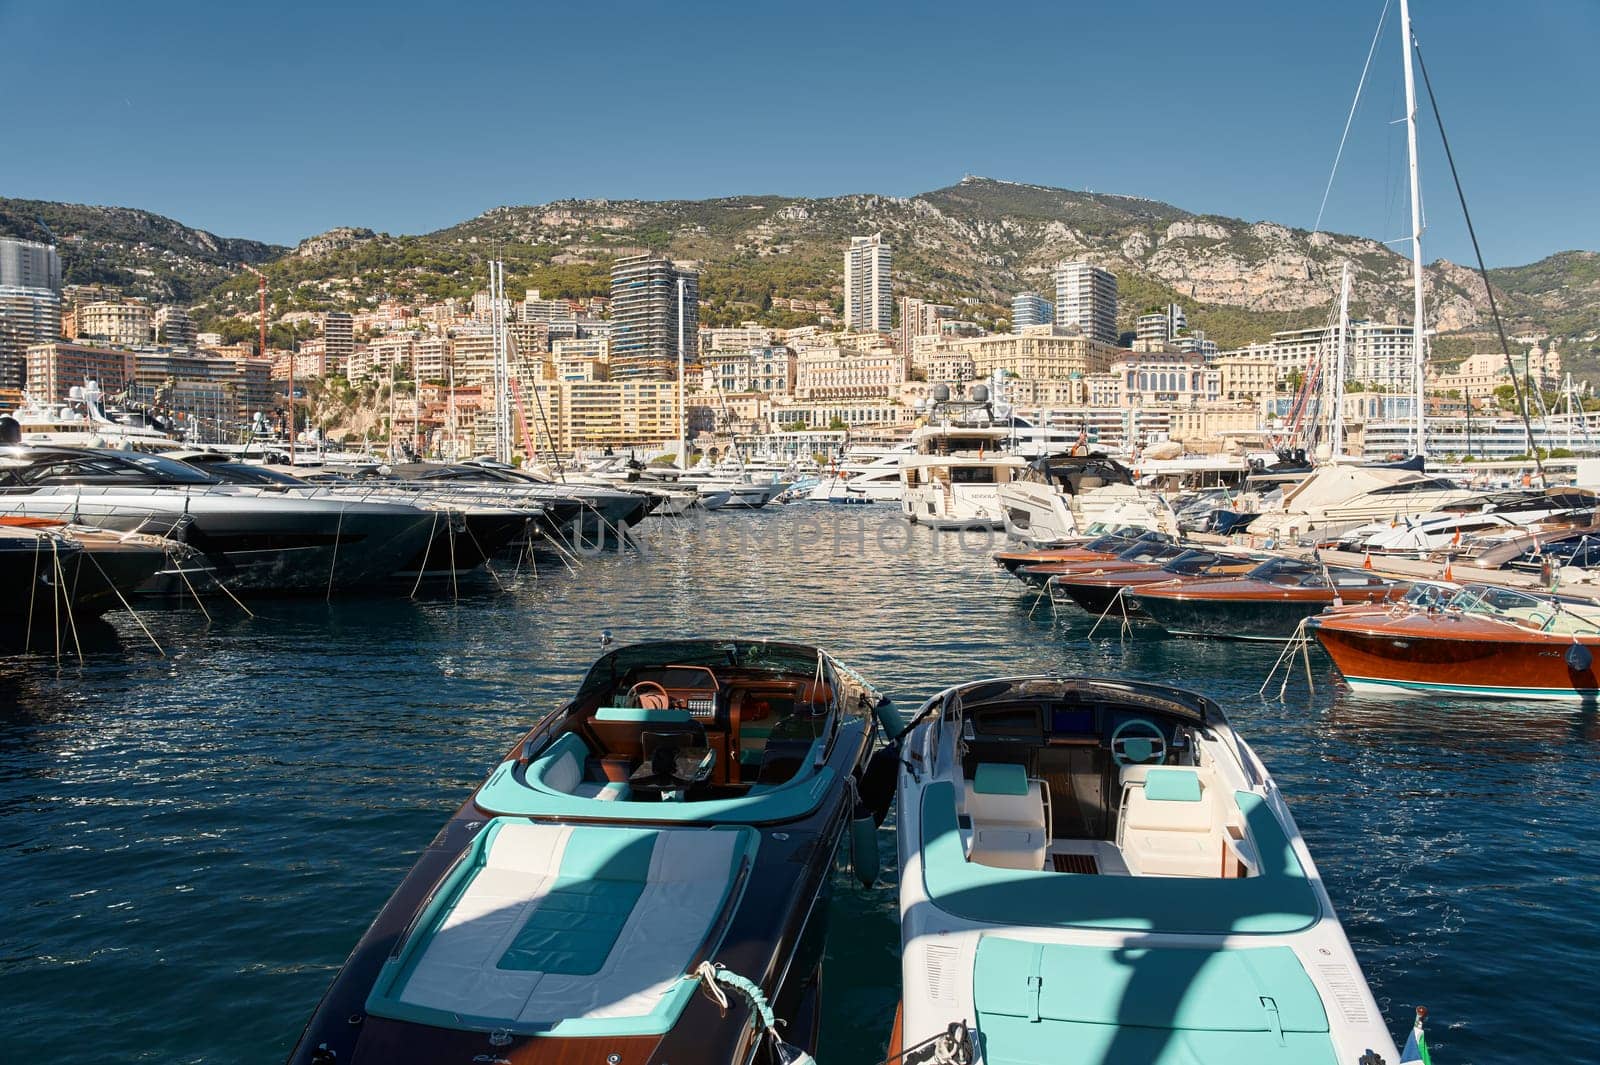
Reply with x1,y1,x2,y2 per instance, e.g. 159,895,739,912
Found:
973,936,1337,1065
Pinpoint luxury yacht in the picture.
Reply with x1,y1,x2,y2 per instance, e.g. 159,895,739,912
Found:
0,447,437,594
1244,462,1475,542
173,453,541,580
997,452,1178,546
899,424,1026,530
288,638,894,1065
891,675,1399,1065
5,382,184,451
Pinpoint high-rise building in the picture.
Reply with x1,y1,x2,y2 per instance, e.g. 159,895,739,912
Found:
1011,292,1054,332
1135,303,1188,347
154,306,197,348
1053,261,1118,345
896,297,955,354
844,235,892,334
0,237,62,290
323,311,354,365
0,238,64,390
609,254,698,380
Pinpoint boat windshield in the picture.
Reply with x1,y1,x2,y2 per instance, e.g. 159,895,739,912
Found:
1115,541,1185,565
576,639,835,703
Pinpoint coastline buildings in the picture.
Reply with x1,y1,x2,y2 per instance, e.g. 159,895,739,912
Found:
844,234,892,334
0,237,63,391
1011,292,1054,332
1053,260,1118,344
609,254,698,379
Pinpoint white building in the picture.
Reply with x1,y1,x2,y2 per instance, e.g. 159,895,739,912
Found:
1053,260,1118,344
844,234,892,334
1011,292,1054,331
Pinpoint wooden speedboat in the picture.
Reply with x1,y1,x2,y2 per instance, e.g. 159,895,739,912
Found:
1311,583,1600,700
1015,538,1189,588
891,675,1399,1065
1051,549,1266,617
288,638,894,1065
996,528,1169,584
1128,557,1406,641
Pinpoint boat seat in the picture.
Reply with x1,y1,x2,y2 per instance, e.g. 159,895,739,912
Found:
964,762,1049,872
526,733,633,802
1118,767,1220,877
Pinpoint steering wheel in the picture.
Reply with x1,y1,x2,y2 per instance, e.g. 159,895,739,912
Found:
1110,718,1168,767
624,680,671,709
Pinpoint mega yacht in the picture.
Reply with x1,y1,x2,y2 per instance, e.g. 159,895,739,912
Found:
6,382,184,451
288,638,894,1065
891,674,1399,1065
900,424,1026,530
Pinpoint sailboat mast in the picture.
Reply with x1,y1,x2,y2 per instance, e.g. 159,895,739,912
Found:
1332,261,1351,458
676,278,687,470
1399,0,1427,458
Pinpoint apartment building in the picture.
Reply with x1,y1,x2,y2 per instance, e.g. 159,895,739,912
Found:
1053,260,1118,344
794,346,908,401
946,326,1118,381
844,234,892,334
609,255,698,379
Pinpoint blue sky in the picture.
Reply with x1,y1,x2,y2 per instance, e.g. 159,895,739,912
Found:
2,0,1594,265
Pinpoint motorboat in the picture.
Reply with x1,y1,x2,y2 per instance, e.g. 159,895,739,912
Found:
1050,549,1268,618
1244,462,1476,543
1014,538,1188,590
1128,556,1407,641
0,447,437,594
996,529,1170,586
288,637,895,1065
991,523,1124,575
174,453,540,580
1310,583,1600,700
891,674,1399,1065
0,519,180,625
386,461,659,535
997,452,1177,547
1332,488,1599,556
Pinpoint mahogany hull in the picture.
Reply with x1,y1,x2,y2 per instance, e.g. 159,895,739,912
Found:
1311,615,1600,699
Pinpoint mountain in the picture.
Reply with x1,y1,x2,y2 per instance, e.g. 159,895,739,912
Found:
0,198,283,303
6,180,1596,356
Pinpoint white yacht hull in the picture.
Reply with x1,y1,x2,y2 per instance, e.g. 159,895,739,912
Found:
901,484,1005,530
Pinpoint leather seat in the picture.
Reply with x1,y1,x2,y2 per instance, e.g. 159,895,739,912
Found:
963,762,1049,871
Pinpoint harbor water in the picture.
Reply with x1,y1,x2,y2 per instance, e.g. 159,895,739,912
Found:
3,507,1595,1063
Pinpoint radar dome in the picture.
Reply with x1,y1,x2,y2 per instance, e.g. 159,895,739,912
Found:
971,384,989,403
932,384,950,402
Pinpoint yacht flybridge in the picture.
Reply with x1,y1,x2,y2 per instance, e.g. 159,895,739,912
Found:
892,675,1397,1065
289,638,892,1065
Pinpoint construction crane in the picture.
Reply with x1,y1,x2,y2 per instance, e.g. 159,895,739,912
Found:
239,264,292,462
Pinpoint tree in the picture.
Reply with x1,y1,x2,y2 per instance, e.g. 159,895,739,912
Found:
827,417,847,431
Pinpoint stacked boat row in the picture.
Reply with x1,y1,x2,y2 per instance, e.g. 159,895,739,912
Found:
286,638,1415,1065
0,442,704,626
998,525,1600,701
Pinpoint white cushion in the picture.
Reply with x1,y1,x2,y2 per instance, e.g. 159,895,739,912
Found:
1123,788,1214,834
963,779,1048,872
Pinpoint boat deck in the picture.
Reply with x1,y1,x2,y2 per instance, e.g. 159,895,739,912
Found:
364,819,756,1038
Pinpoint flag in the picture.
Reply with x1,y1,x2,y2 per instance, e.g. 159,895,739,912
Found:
1400,1009,1431,1064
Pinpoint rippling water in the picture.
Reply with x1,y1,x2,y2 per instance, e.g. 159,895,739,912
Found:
3,507,1596,1063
